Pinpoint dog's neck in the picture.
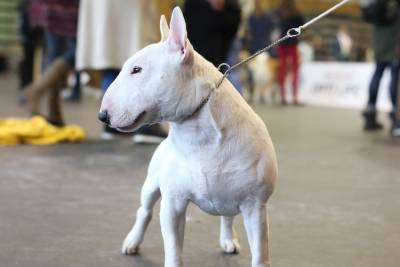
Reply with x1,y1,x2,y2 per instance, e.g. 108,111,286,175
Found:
169,54,227,149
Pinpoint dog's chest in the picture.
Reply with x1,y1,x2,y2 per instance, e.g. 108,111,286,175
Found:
160,142,268,216
187,165,257,217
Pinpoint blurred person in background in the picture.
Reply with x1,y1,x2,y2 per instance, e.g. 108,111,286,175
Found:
76,0,167,143
332,25,353,62
277,0,304,106
247,0,278,57
25,0,80,126
298,35,315,63
246,0,279,100
225,38,244,93
183,0,241,68
17,0,45,103
17,0,37,92
361,0,400,132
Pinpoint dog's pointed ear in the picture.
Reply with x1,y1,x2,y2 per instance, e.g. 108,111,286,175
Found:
160,15,169,42
168,7,193,64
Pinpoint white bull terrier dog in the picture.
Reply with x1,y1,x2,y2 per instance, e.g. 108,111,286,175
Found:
98,7,278,267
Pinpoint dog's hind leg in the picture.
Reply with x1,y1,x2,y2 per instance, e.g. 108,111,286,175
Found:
242,204,271,267
122,176,160,255
219,216,240,254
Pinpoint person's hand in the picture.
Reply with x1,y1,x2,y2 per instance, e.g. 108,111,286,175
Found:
207,0,225,11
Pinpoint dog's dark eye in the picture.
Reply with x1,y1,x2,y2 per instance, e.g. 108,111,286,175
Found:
130,66,142,75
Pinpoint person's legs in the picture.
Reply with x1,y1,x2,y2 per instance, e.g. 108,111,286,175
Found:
19,36,35,90
46,37,78,125
47,78,66,126
278,46,288,105
290,45,300,104
65,71,81,101
19,28,41,104
26,57,70,122
389,63,400,136
101,69,120,93
63,38,81,101
63,37,77,67
363,62,388,131
44,32,63,68
389,63,399,111
18,35,36,105
27,34,73,125
367,62,387,108
18,0,33,90
392,86,400,137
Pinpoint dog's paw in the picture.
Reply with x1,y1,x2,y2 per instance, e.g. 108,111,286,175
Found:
121,232,140,255
122,243,140,255
220,238,240,254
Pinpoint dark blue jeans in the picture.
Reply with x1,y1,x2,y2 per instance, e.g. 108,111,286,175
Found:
44,32,76,67
368,62,399,111
101,69,120,94
45,32,81,97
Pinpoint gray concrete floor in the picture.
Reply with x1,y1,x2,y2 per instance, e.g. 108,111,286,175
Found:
1,75,400,267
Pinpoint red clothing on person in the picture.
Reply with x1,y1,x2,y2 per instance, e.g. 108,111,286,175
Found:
278,45,300,102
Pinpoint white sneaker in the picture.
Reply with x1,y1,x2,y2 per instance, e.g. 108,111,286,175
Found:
132,124,167,144
132,134,165,144
392,127,400,137
101,131,115,140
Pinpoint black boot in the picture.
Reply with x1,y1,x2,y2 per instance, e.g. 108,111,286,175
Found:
362,109,383,131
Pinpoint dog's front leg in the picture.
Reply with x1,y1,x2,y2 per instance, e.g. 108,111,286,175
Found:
242,203,271,267
160,196,188,267
220,216,240,254
122,177,160,254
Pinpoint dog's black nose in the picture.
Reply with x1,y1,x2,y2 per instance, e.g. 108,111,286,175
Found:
98,110,110,124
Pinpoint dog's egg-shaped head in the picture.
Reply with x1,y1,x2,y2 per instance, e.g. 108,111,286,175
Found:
99,7,194,132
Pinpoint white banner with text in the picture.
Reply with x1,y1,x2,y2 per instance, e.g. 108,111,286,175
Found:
299,62,392,111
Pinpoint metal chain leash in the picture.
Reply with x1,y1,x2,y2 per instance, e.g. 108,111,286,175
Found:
215,0,351,88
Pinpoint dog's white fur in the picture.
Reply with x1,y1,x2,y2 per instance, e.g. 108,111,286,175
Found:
100,8,277,267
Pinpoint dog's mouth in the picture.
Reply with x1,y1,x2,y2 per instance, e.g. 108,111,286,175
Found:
116,111,147,132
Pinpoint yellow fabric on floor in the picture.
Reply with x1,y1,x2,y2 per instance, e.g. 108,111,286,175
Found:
0,116,86,146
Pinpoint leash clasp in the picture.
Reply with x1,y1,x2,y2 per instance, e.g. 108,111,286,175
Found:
287,27,302,38
217,63,231,74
